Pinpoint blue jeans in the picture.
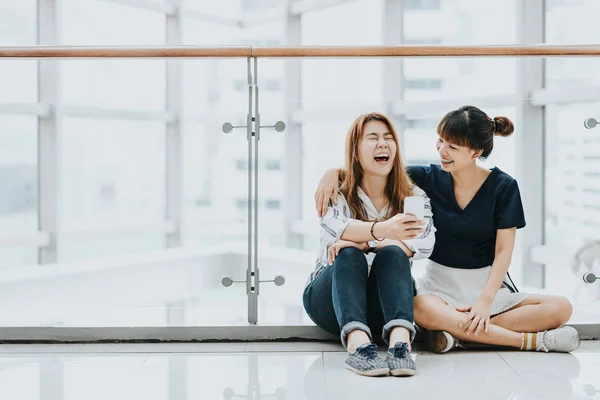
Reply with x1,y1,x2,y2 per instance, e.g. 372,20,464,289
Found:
302,246,417,349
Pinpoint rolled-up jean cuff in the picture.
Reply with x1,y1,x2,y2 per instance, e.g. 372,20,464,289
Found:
382,319,416,344
340,321,372,350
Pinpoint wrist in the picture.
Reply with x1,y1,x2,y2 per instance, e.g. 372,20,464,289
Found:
374,239,388,249
365,240,377,253
479,292,495,303
372,221,386,240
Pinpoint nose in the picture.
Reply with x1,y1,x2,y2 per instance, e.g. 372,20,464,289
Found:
437,142,448,154
377,137,388,147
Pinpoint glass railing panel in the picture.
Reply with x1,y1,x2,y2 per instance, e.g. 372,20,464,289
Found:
0,57,251,327
254,55,600,328
0,115,38,268
545,0,600,88
0,0,37,104
61,0,166,46
544,101,600,324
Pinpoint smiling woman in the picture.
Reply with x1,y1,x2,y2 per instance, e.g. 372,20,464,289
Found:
436,106,515,172
364,129,392,164
304,112,436,377
343,115,413,222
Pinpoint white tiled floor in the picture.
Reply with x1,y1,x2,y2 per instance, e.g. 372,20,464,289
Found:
0,341,599,400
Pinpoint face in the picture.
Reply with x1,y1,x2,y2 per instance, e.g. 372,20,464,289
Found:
436,135,481,172
358,120,397,178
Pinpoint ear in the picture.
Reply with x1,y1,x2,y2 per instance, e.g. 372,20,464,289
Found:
471,150,482,159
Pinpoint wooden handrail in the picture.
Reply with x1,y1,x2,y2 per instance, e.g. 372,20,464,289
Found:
0,46,252,58
252,45,600,57
2,44,600,58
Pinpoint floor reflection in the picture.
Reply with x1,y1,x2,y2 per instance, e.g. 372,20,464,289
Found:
222,354,287,400
302,350,588,400
583,384,599,397
1,345,599,400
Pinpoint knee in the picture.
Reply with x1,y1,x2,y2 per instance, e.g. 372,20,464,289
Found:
336,246,365,261
334,247,367,269
373,246,410,268
414,296,441,330
371,246,410,277
378,245,409,259
550,296,573,328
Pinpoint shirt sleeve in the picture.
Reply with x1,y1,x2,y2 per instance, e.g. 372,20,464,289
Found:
495,180,526,230
401,185,436,260
319,193,358,245
406,165,429,188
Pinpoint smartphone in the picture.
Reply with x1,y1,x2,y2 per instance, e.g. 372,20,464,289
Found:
403,196,425,221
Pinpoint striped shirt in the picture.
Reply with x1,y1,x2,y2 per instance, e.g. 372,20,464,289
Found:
307,184,436,286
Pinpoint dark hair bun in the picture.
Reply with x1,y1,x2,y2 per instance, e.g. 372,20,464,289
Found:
493,116,514,137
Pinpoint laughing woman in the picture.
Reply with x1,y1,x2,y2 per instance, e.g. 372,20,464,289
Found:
303,112,436,377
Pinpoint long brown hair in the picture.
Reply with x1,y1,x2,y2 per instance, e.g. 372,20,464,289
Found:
340,112,414,221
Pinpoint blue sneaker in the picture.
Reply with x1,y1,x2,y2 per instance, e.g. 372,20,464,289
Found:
385,342,416,377
345,343,389,377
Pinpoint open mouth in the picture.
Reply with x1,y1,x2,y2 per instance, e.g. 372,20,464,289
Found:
374,153,390,164
441,158,454,165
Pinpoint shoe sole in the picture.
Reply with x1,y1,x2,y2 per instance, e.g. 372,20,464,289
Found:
571,327,581,352
345,364,390,377
390,368,416,377
425,330,454,353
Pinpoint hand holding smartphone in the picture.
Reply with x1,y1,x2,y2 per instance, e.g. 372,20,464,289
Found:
403,196,425,220
378,197,426,241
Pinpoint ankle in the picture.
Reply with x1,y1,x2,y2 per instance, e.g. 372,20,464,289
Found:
520,331,545,351
348,340,371,354
389,327,411,350
347,330,371,353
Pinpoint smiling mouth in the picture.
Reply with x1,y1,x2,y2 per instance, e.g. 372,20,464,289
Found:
374,153,390,163
441,159,454,165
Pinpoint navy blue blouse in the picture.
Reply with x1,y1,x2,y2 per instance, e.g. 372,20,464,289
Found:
407,164,526,269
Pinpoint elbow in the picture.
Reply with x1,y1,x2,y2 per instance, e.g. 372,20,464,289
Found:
495,247,514,261
419,240,436,260
323,237,336,246
418,250,433,260
414,246,434,260
425,234,436,254
425,246,435,258
320,226,341,245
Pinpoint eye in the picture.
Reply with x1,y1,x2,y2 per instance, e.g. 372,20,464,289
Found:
449,145,457,150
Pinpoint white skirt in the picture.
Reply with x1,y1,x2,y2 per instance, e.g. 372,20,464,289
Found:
416,260,532,316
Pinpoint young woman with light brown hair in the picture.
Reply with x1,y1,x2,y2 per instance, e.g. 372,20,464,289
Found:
303,112,436,377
